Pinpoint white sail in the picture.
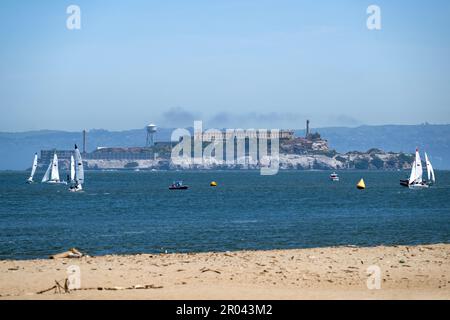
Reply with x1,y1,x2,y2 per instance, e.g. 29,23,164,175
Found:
70,155,75,182
408,149,423,184
408,160,417,184
74,145,84,184
28,153,38,182
41,162,51,183
430,161,436,183
50,153,60,182
415,149,423,183
425,152,435,183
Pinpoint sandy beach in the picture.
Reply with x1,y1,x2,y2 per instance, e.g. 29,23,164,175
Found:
0,244,449,300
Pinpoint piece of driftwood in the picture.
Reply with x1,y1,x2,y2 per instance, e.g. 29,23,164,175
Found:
98,284,163,290
49,248,84,259
36,285,57,295
37,279,70,295
200,267,221,274
37,281,163,294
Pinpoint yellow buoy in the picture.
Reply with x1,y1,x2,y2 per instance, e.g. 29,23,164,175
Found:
357,178,366,190
210,181,217,187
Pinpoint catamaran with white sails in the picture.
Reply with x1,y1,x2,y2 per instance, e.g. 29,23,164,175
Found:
69,144,84,192
41,152,66,184
26,153,38,183
400,148,436,189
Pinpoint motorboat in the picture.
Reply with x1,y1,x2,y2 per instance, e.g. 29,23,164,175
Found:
329,172,339,181
169,181,188,190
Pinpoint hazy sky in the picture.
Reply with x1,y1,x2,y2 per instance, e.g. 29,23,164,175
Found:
1,0,449,131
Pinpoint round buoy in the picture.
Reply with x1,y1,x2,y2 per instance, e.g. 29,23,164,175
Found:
210,181,217,187
357,178,366,190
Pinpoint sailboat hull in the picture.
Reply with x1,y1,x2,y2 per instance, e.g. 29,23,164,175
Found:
401,179,433,188
69,185,83,192
400,179,409,187
408,183,429,189
45,180,67,185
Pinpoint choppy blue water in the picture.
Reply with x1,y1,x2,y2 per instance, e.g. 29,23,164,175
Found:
0,170,449,260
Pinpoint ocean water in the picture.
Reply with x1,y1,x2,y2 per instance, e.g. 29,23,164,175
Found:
0,170,449,260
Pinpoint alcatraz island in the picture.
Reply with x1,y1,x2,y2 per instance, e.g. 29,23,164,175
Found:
37,120,413,171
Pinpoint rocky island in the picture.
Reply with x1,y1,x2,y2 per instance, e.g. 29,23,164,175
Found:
81,127,413,171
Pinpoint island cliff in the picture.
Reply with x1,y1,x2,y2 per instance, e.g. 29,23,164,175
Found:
83,130,414,171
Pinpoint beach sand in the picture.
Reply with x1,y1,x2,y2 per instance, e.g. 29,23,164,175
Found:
0,244,449,300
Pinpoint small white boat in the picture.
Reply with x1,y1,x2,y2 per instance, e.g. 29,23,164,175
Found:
69,144,84,192
26,153,38,183
42,152,66,184
329,172,339,181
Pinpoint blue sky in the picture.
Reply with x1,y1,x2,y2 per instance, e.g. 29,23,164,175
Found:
0,0,449,131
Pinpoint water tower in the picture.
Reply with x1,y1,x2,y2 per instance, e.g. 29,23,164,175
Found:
146,123,157,147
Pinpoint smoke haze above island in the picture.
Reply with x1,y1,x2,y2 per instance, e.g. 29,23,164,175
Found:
157,107,362,129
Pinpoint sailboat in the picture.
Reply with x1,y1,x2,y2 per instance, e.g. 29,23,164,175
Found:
26,153,38,183
400,148,435,189
69,144,84,192
425,152,436,185
70,155,75,183
41,152,66,184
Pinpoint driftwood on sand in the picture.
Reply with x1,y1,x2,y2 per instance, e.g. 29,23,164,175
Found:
36,280,163,295
37,279,70,294
49,248,84,259
200,267,221,274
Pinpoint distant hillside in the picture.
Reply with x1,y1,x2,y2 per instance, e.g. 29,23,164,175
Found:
1,124,449,170
295,124,450,169
0,128,175,170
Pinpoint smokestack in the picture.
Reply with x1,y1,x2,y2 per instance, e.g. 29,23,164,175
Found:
306,120,310,138
82,130,86,154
